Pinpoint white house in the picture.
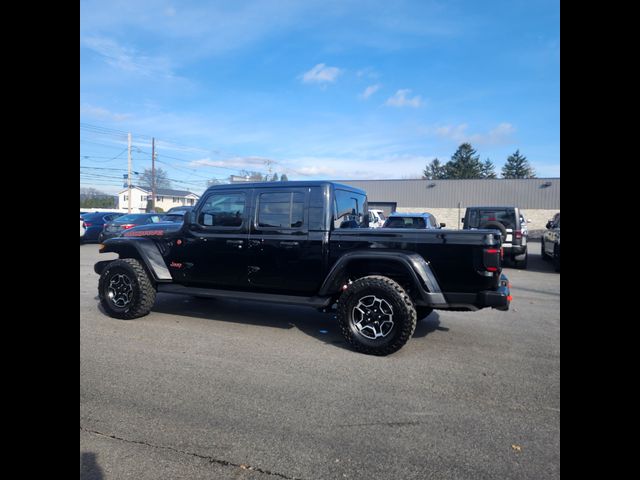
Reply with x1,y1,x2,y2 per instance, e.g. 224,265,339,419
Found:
117,186,200,213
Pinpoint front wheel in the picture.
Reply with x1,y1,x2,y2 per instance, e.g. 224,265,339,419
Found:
98,258,156,319
337,276,417,356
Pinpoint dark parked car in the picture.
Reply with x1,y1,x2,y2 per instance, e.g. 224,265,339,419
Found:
80,212,123,244
542,212,560,272
462,206,529,269
166,206,193,214
99,214,163,241
159,212,187,223
95,181,510,356
382,212,445,229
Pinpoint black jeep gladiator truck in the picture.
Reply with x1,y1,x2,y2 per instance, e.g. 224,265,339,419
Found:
95,181,511,355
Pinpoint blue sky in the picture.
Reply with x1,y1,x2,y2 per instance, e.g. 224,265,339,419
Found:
80,0,559,195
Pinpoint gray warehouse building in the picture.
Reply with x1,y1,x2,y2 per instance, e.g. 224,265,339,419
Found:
338,178,560,234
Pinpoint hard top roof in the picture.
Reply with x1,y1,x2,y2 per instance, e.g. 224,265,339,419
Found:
389,212,434,218
203,181,366,195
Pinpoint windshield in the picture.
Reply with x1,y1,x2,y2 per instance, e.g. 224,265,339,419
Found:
384,217,426,228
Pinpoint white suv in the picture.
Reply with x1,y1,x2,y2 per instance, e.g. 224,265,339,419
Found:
368,209,386,228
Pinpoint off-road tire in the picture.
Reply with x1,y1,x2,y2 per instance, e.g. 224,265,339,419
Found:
514,250,528,269
480,221,507,240
337,275,417,356
416,306,434,321
540,240,549,260
98,258,156,319
553,245,560,272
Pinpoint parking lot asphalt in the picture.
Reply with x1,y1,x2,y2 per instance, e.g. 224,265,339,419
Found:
80,241,559,480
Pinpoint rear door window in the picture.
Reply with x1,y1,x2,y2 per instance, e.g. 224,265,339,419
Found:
257,191,305,229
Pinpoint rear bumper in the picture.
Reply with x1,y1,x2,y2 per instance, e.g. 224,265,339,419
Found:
503,244,526,256
439,274,511,311
478,274,511,310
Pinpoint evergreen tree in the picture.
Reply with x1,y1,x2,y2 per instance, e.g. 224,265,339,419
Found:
423,158,447,179
444,143,483,179
270,173,279,182
501,150,535,178
481,159,497,179
280,174,289,181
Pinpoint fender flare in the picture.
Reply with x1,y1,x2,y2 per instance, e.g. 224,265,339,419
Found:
318,250,447,306
94,237,173,282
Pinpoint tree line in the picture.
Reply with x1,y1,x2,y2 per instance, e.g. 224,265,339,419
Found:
422,143,536,180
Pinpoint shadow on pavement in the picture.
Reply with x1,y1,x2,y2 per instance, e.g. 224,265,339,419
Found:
503,240,558,274
150,294,444,351
80,452,104,480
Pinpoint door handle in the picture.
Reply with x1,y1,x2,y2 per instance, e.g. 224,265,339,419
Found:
279,241,299,247
226,240,244,245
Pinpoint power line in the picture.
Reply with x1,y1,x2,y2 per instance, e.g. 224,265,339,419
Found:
80,146,129,163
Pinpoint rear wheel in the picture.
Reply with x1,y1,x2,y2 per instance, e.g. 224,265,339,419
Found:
98,258,156,319
514,250,528,269
540,240,549,260
337,276,417,356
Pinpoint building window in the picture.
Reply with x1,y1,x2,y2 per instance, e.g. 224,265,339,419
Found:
123,195,128,201
156,196,164,202
173,197,179,203
141,195,147,202
188,198,194,205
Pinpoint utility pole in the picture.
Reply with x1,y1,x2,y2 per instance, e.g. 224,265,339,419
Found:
151,137,156,212
264,158,273,181
127,132,132,213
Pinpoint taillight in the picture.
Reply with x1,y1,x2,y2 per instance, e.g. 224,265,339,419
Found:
514,230,522,239
122,224,135,230
482,248,500,273
83,222,92,228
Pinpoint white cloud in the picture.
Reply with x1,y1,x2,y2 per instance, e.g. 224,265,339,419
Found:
360,84,381,100
301,63,342,84
82,36,175,78
434,122,515,145
356,67,380,79
190,157,272,169
385,89,423,107
275,154,439,180
80,104,132,122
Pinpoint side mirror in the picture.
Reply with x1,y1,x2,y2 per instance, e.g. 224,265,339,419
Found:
185,211,195,225
461,218,465,223
440,223,446,228
546,221,552,229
